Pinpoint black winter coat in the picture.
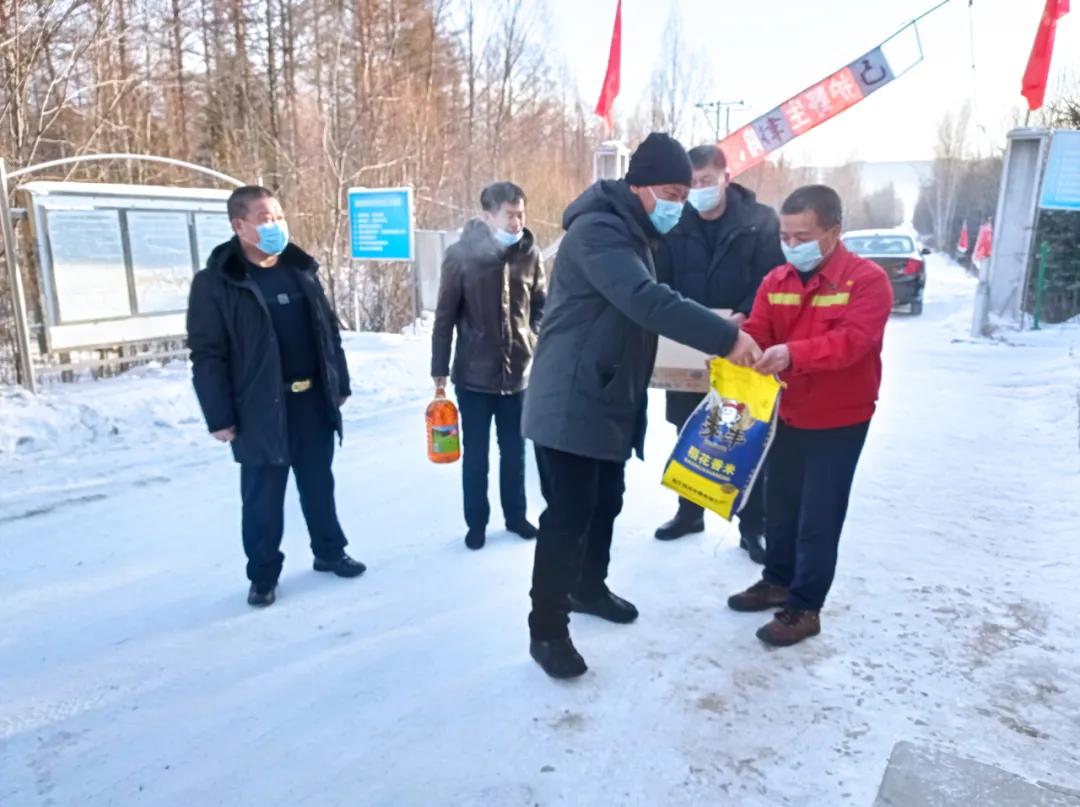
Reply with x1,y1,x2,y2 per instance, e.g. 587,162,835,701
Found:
186,237,351,466
431,220,546,394
654,183,783,315
654,183,785,427
522,180,739,463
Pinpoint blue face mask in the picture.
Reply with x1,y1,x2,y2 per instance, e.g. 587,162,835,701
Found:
493,228,523,247
255,220,289,256
648,188,684,234
782,239,824,273
688,185,723,214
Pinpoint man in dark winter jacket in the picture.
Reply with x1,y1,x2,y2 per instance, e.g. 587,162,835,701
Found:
522,133,763,679
187,186,365,608
432,181,546,550
652,144,785,562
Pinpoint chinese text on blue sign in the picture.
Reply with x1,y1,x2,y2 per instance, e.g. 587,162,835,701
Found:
348,187,414,261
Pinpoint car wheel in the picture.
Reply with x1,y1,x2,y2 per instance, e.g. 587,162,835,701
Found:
910,299,924,316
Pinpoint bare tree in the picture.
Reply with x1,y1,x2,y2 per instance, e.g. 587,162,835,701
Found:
637,6,712,143
168,0,191,154
929,104,971,252
738,154,814,209
0,0,596,344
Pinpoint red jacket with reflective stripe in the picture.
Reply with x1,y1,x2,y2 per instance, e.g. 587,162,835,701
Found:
743,242,893,429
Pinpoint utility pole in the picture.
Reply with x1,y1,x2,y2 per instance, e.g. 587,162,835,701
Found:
695,100,749,140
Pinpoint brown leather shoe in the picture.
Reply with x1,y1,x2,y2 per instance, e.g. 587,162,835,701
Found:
756,608,821,647
727,580,789,612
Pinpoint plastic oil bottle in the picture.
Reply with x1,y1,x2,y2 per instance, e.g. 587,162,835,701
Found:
426,386,461,463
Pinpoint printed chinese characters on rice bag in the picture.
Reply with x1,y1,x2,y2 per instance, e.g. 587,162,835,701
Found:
661,357,782,520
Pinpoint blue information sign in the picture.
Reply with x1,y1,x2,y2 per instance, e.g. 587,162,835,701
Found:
1039,131,1080,211
348,187,414,260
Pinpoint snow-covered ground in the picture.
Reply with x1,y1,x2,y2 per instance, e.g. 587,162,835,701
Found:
1,257,1078,806
0,332,431,525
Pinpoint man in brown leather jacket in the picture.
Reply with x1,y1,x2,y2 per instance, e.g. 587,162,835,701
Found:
431,182,546,550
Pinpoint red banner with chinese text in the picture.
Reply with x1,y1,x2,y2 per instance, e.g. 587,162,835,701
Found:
720,46,897,177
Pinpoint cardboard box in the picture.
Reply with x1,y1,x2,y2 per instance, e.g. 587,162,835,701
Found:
649,309,733,393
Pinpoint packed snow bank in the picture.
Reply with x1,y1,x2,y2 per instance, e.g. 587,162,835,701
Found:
0,332,430,459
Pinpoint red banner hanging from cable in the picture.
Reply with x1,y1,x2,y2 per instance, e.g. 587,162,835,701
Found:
719,25,924,178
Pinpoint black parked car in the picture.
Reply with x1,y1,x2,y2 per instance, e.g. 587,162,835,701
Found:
842,229,931,315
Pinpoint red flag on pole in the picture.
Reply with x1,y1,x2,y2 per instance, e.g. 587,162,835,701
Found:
958,222,970,252
1022,0,1070,112
594,0,621,135
974,221,993,261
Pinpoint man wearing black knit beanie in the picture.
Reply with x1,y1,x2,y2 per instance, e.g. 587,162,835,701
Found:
522,132,763,679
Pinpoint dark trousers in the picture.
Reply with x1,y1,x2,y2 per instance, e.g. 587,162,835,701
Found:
240,389,347,587
456,387,527,530
528,446,626,640
763,420,870,611
675,476,765,537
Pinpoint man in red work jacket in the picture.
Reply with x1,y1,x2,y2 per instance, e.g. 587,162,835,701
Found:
727,185,893,647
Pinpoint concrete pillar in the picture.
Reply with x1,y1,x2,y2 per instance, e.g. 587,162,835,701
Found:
593,140,631,182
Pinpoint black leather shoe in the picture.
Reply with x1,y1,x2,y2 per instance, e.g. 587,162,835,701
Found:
740,532,767,565
529,637,588,679
465,528,486,550
247,583,276,607
313,553,367,578
569,589,639,624
506,519,539,539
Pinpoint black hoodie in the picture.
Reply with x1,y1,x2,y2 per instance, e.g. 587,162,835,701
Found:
431,219,546,395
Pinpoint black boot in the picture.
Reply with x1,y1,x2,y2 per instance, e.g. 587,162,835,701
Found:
247,582,276,607
530,636,588,679
569,588,639,624
654,498,705,541
313,553,367,578
739,532,767,565
464,528,486,550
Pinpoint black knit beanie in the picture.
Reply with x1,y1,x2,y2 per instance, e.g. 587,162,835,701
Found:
625,132,693,187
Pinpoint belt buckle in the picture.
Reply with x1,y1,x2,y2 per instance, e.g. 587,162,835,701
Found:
290,379,312,393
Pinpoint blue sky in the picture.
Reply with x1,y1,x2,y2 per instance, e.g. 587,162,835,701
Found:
544,0,1079,164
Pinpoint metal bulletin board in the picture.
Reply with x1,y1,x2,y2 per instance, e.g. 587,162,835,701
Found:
18,181,233,352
